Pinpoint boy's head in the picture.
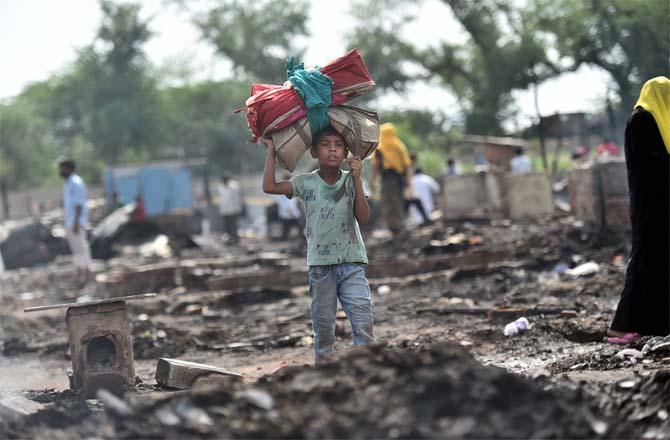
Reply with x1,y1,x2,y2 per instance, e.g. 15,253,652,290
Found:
310,126,348,168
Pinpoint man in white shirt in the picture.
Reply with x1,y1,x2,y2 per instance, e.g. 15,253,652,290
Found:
217,175,244,244
59,159,91,285
510,147,533,175
409,168,440,225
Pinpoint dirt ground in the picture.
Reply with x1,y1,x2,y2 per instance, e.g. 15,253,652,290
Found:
1,216,668,438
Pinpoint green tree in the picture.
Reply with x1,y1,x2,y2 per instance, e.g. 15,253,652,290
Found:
533,0,670,122
187,0,310,83
349,0,568,134
0,101,59,218
347,0,419,95
30,0,165,165
161,79,264,174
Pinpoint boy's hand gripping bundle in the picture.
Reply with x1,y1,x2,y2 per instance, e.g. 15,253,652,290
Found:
237,49,380,171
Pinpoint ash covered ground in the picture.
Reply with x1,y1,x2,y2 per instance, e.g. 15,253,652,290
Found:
1,216,668,439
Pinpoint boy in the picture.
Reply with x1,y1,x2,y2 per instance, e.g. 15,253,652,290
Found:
262,126,375,363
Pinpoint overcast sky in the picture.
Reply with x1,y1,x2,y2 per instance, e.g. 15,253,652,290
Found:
1,0,611,125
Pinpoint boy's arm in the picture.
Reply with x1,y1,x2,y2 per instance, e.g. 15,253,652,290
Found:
348,156,370,224
261,138,293,196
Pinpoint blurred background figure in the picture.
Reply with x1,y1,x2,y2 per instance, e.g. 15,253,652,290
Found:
442,158,461,177
404,153,432,226
58,158,91,286
111,191,123,211
130,194,147,223
408,168,439,226
275,194,303,241
510,147,533,175
371,123,413,237
217,175,244,244
596,137,622,158
571,146,590,164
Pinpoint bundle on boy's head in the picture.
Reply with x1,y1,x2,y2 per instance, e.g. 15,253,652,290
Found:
311,125,347,150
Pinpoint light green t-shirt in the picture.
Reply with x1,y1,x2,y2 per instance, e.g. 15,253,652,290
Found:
290,170,368,266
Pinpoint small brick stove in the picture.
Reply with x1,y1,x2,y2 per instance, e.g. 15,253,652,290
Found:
24,293,155,398
66,300,135,397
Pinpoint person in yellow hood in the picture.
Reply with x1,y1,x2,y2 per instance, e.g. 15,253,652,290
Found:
608,76,669,341
371,123,413,235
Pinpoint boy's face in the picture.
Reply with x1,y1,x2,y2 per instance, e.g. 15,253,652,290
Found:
311,133,348,168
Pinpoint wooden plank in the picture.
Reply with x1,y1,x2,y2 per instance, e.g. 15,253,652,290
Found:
155,358,243,389
24,292,157,313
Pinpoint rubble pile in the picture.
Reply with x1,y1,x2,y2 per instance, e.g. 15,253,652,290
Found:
1,216,667,438
5,344,636,439
549,335,670,373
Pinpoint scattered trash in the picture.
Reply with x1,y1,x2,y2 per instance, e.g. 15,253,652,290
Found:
566,262,600,277
155,405,181,426
175,400,214,433
553,262,569,275
237,388,274,411
270,361,288,375
641,336,670,356
377,285,391,295
97,389,132,416
504,317,530,336
139,234,172,259
589,419,608,435
559,310,578,318
617,379,638,389
615,349,643,360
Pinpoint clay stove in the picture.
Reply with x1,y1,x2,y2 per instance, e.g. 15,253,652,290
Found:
66,300,134,397
24,293,155,398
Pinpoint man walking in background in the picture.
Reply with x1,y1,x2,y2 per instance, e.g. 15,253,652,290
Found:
217,175,244,244
59,159,91,286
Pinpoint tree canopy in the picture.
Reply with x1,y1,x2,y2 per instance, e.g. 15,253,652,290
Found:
0,0,666,205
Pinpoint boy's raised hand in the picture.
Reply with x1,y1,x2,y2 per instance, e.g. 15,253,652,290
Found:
261,137,275,155
347,156,362,180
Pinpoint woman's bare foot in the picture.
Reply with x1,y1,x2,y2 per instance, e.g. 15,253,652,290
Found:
607,329,628,337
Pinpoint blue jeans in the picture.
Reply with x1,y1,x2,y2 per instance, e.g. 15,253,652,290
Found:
308,263,375,363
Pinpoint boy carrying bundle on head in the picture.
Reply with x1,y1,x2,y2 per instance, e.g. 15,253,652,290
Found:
261,126,375,364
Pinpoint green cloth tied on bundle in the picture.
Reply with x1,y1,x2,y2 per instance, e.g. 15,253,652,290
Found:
286,57,333,136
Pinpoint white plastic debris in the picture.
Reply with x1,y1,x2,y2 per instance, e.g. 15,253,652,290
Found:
617,379,637,389
97,389,132,416
615,348,644,359
155,406,180,426
565,261,600,277
503,317,530,336
237,388,274,410
641,336,670,356
377,285,391,295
